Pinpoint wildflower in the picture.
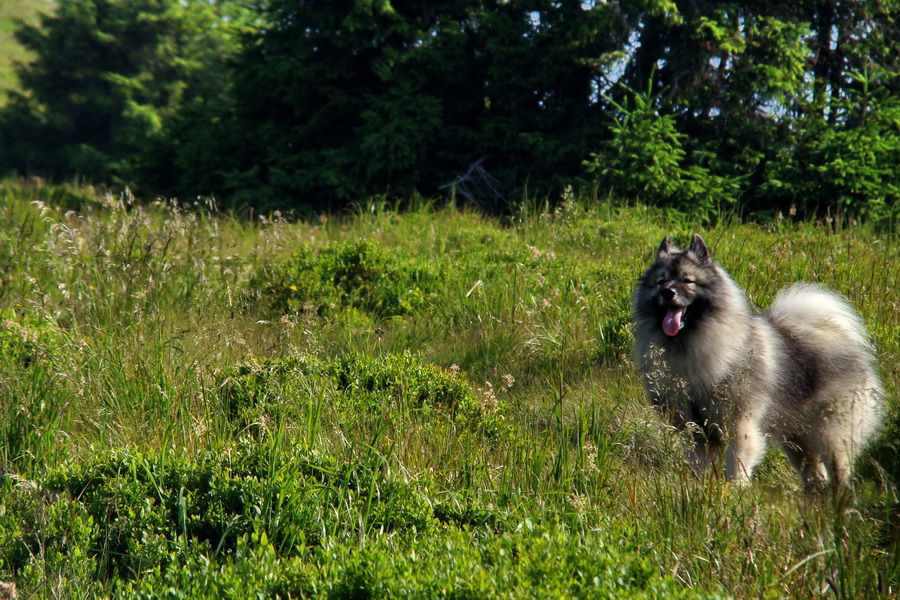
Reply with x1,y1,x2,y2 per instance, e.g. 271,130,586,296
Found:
583,441,599,475
477,381,498,415
289,285,298,292
192,415,209,439
567,493,588,513
255,414,274,438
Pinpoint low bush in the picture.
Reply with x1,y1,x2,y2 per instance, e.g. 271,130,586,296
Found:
117,522,718,599
221,351,503,435
250,240,439,318
2,442,440,587
0,309,60,369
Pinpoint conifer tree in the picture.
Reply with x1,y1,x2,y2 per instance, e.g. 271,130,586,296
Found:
0,0,245,187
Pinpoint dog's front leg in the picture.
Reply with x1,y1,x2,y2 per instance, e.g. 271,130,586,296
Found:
725,414,768,486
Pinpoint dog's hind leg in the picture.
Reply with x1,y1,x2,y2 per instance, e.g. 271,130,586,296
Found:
826,447,853,489
687,439,720,472
781,440,829,491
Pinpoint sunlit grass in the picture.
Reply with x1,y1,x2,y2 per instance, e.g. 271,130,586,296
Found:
0,178,897,598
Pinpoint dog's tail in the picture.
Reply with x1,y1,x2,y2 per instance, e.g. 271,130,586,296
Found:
770,283,883,473
768,283,873,352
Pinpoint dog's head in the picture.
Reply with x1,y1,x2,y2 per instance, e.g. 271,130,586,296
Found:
636,234,718,337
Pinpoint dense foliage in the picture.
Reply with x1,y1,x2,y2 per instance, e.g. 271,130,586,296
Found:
0,1,898,219
0,0,251,185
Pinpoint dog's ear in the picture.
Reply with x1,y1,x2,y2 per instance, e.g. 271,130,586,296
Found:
689,234,710,262
657,236,675,257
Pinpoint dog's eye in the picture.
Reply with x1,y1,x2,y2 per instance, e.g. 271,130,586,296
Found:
683,277,694,284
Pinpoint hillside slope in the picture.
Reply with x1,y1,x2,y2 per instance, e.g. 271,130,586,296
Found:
0,0,55,102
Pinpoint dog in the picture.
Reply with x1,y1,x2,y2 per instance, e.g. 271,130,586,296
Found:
633,234,883,489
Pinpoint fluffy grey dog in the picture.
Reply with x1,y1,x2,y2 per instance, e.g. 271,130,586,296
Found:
633,234,883,489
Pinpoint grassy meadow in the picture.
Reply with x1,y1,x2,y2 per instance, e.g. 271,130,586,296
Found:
0,179,899,598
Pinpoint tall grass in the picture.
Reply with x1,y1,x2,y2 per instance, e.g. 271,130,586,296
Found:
0,178,897,598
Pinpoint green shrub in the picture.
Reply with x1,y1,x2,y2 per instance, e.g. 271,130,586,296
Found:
117,522,718,599
0,477,97,591
0,309,60,369
761,85,900,223
221,351,503,436
584,86,740,219
0,443,439,585
330,351,480,417
250,240,439,317
39,451,260,580
220,354,326,425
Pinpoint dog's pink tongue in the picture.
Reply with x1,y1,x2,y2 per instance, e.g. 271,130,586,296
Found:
663,307,684,337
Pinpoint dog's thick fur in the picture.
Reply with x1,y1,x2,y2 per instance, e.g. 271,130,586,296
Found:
633,234,883,489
